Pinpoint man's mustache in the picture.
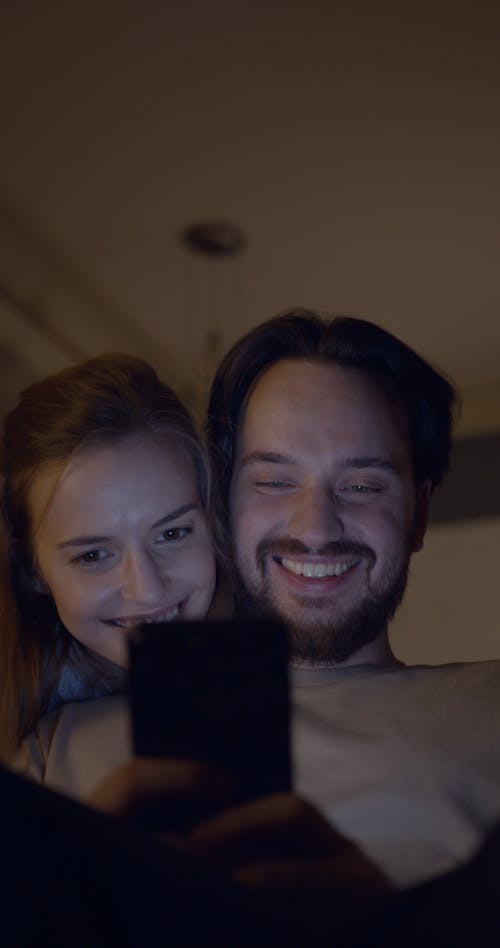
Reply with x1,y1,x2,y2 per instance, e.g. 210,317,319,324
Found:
256,538,376,570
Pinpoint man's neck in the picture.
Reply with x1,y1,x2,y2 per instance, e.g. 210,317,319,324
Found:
290,630,402,669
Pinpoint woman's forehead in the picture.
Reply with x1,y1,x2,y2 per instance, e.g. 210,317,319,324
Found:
27,435,200,536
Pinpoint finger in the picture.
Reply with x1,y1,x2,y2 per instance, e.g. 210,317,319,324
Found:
189,793,357,868
234,853,392,900
88,757,233,819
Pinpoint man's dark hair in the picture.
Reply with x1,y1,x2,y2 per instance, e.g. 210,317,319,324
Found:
206,308,458,554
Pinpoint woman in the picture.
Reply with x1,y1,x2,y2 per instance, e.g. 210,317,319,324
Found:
0,352,217,797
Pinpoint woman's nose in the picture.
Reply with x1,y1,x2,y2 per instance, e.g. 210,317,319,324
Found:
119,552,165,605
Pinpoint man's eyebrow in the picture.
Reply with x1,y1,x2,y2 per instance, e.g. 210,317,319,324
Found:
238,453,399,473
341,457,399,473
239,451,298,468
57,503,198,549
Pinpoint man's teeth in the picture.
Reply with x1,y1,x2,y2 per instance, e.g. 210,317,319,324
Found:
280,558,357,578
109,606,180,628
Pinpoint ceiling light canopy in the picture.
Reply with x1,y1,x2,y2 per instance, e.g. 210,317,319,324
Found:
181,221,246,256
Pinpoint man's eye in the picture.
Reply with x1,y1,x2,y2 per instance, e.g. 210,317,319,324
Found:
255,481,293,494
255,475,295,488
341,483,381,494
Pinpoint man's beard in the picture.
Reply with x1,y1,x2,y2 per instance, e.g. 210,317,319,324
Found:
231,538,411,664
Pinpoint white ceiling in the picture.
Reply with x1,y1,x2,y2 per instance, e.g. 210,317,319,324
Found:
1,1,499,420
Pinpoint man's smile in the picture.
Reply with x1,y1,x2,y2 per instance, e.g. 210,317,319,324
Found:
277,557,359,579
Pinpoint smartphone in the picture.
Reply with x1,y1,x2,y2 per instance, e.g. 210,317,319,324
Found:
128,618,292,809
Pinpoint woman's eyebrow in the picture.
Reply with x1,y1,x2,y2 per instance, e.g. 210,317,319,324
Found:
151,503,198,529
58,534,112,549
57,503,199,549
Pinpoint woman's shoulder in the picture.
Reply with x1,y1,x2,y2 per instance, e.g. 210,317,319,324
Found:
11,694,130,796
10,704,65,782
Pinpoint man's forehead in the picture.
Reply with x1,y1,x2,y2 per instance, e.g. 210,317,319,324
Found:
234,357,411,465
239,358,384,428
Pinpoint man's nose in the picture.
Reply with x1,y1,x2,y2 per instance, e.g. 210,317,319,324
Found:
120,551,165,605
288,485,344,549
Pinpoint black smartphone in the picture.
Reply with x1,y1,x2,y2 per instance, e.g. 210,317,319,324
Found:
128,618,292,808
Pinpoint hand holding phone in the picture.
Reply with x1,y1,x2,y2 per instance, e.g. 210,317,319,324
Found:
128,618,292,818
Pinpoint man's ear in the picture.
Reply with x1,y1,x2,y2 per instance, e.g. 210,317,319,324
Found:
412,479,432,553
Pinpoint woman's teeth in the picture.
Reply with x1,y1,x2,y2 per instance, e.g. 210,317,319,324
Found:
108,606,180,628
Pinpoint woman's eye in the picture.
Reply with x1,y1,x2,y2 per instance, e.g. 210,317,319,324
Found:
156,526,192,543
72,549,108,565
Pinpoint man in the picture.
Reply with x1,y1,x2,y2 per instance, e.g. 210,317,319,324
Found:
207,308,452,660
206,308,500,886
